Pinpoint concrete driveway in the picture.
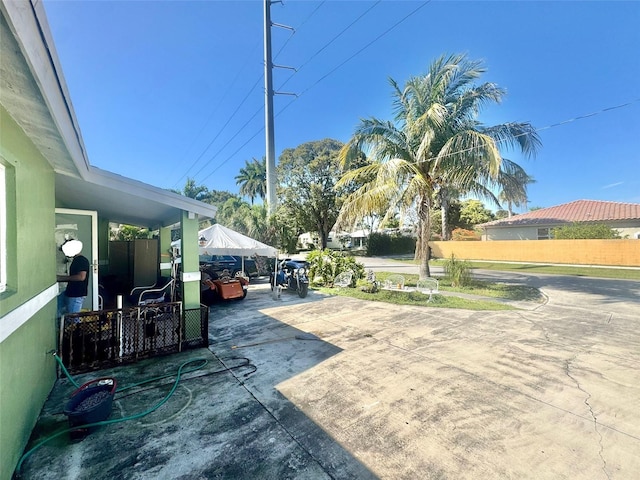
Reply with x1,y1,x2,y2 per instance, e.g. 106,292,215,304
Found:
19,261,640,479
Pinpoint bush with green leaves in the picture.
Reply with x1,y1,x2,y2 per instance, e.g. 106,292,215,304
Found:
367,232,416,256
451,228,480,241
443,253,472,287
551,223,621,239
306,249,364,286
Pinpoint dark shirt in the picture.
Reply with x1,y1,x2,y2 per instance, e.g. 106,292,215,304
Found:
65,255,90,297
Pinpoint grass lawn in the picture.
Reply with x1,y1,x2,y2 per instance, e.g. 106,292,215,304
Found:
315,255,638,311
316,270,543,311
419,258,640,280
317,285,517,310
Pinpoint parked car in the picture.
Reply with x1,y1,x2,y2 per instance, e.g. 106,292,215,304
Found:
199,255,258,278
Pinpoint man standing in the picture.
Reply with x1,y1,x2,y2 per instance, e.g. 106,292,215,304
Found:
57,239,90,316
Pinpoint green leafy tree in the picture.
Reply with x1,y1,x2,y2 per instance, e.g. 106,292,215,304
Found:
337,54,540,278
552,223,620,239
277,139,367,250
495,209,509,220
459,199,495,228
111,225,152,241
206,189,237,207
178,178,210,201
235,157,266,205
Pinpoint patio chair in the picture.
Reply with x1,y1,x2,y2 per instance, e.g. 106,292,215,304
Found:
416,278,439,302
130,277,175,306
333,271,353,288
383,274,405,290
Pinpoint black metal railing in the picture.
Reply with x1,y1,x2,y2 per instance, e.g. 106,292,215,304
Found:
60,302,208,374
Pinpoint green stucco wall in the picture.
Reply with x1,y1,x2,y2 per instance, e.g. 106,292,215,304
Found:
0,106,58,479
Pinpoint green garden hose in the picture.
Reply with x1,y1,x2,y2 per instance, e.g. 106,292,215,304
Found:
15,353,208,477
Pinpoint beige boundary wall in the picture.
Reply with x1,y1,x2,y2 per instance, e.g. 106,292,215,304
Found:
430,239,640,267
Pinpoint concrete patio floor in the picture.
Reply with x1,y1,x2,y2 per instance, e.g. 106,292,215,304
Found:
17,270,640,479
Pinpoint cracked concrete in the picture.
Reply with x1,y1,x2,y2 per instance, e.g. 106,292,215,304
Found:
565,354,610,479
17,258,640,479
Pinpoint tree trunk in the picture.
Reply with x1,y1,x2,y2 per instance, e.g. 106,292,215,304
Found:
440,193,450,241
417,196,431,279
318,228,328,250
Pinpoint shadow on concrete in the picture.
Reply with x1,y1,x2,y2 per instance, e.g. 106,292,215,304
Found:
17,278,377,479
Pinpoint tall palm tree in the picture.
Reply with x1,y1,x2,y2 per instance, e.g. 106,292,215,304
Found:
439,159,534,237
498,165,535,217
337,53,541,278
176,178,209,201
235,157,266,205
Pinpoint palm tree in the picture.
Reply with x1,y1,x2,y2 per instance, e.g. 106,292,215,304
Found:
235,157,266,205
337,53,541,279
439,159,534,237
498,165,535,217
182,178,210,201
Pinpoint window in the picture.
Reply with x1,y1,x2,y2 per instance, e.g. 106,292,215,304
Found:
537,227,551,240
0,158,16,297
1,163,6,293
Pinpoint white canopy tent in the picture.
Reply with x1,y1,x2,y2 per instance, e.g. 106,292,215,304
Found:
197,224,278,257
171,224,278,269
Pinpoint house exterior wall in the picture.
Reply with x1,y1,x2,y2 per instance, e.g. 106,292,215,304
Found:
484,221,640,241
483,226,539,240
298,231,346,250
430,239,640,267
0,106,58,479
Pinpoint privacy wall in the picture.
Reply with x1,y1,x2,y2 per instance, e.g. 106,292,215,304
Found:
430,239,640,267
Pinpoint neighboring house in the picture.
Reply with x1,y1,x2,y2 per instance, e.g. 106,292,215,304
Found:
0,3,216,478
349,229,370,249
480,200,640,240
298,231,351,250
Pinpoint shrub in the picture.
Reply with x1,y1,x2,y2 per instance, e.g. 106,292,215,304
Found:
551,223,620,239
451,228,480,241
367,232,416,255
443,253,472,287
306,249,364,286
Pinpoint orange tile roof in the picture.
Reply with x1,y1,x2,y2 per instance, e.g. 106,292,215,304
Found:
482,200,640,227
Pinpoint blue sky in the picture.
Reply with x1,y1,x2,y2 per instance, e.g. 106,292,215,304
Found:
42,0,640,212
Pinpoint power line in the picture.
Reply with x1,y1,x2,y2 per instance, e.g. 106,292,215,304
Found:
191,2,638,188
273,0,326,61
276,0,382,92
193,1,432,185
180,1,327,187
407,98,640,167
199,95,640,189
172,42,263,189
186,76,265,181
198,125,265,185
191,103,264,182
536,99,640,131
276,1,432,117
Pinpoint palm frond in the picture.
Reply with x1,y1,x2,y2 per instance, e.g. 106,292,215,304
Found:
482,122,542,158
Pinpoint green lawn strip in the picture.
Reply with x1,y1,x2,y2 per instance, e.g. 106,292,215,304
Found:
317,286,515,311
393,258,640,280
371,271,542,302
466,262,640,280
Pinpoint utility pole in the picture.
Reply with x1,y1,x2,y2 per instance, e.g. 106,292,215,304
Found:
263,0,295,216
264,0,277,215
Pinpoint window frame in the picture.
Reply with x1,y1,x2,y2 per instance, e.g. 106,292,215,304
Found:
0,162,6,293
537,227,551,240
